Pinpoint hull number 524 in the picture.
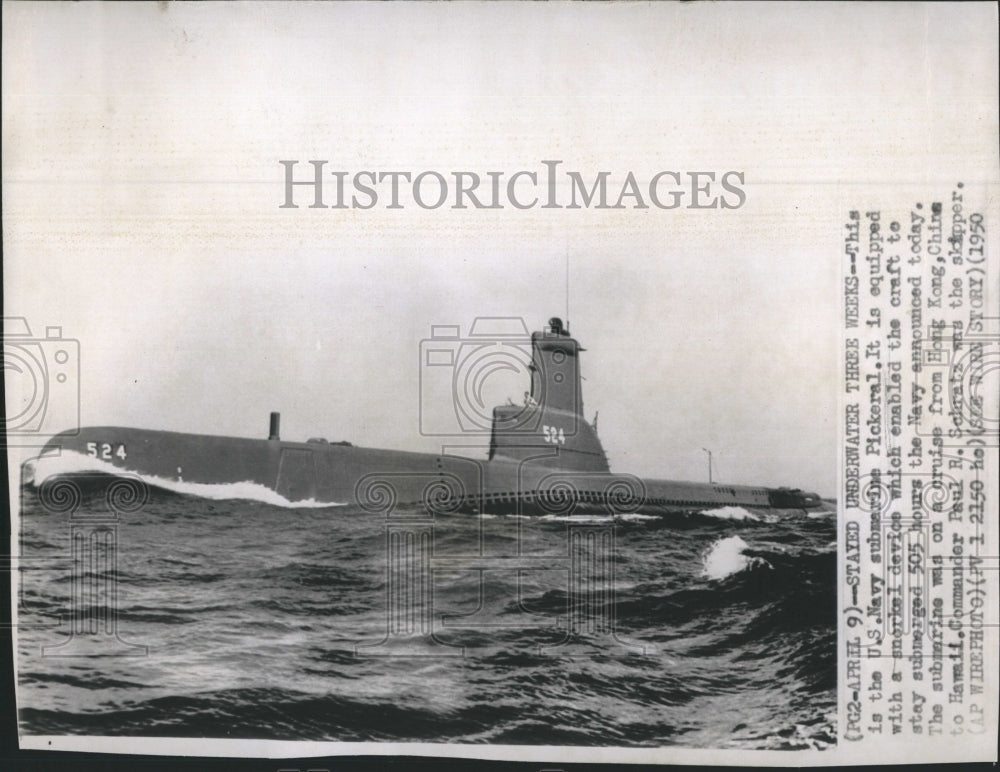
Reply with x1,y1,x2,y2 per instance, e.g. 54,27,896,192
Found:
86,442,127,461
542,425,565,444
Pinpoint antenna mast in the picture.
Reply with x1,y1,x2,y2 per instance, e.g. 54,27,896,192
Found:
565,252,570,332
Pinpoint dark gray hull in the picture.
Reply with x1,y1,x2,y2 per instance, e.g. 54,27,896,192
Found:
34,426,821,512
29,317,821,513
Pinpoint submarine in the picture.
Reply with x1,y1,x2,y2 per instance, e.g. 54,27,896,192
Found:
30,317,821,514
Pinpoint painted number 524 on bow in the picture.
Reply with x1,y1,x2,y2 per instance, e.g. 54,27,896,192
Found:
87,442,127,460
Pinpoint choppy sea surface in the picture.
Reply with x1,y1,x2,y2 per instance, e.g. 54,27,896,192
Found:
16,462,836,750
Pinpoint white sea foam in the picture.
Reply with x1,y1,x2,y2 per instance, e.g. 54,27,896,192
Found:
807,508,836,518
24,451,347,509
702,534,772,580
698,505,761,522
540,513,615,524
538,512,659,523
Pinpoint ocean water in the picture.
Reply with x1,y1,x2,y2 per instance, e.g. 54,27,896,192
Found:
16,466,836,750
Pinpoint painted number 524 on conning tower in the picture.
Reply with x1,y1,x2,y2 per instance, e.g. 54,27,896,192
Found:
542,425,566,444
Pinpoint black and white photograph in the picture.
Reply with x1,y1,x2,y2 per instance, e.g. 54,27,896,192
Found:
3,1,997,767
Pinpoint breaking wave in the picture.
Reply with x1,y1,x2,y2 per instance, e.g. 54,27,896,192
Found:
24,451,346,509
698,505,761,521
702,535,773,580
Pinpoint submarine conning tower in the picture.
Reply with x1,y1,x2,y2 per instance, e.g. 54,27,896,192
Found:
488,317,610,472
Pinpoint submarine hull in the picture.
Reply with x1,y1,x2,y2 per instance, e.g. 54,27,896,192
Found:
27,317,822,513
33,427,821,512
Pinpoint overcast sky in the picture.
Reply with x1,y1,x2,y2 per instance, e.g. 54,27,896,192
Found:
4,2,998,497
